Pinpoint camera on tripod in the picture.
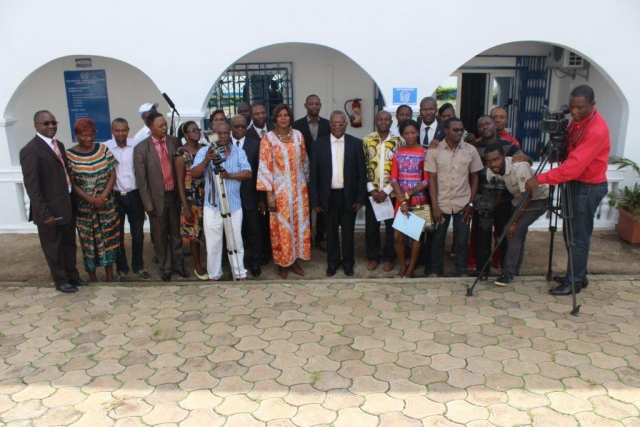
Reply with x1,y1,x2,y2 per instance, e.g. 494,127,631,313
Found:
475,178,507,212
539,105,570,160
209,145,227,171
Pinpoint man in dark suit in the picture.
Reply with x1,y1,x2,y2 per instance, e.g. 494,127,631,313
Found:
134,112,189,282
245,102,274,265
417,97,445,146
245,103,274,142
293,94,331,252
20,111,87,293
230,114,266,277
309,111,367,277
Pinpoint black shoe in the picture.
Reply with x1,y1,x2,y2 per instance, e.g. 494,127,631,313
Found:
69,278,89,287
161,273,172,282
55,283,78,293
553,275,588,289
494,274,513,287
251,267,262,278
549,283,580,296
152,255,159,264
344,266,354,276
173,268,190,278
326,266,337,277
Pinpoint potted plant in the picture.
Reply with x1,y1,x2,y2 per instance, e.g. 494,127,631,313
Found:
608,156,640,243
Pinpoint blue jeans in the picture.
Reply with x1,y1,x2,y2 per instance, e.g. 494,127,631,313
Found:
562,182,608,287
431,211,470,276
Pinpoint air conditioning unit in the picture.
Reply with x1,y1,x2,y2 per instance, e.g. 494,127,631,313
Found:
562,51,585,68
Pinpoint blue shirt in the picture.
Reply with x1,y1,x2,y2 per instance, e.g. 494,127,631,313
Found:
192,144,251,212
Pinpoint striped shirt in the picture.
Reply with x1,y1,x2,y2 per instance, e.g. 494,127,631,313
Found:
192,144,251,213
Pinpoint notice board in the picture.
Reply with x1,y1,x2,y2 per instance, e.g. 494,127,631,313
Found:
64,70,111,142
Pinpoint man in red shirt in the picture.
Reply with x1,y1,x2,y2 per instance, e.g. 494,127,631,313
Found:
490,107,520,148
526,85,610,296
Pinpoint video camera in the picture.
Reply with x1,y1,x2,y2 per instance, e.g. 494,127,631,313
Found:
539,105,570,161
475,178,507,212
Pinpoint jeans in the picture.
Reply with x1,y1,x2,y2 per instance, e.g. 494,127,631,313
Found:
502,198,548,279
561,182,608,287
115,190,145,274
431,211,470,276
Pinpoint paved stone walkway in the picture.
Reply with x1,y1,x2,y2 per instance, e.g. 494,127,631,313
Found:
0,277,638,426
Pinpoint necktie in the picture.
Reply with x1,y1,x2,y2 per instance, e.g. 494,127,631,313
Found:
336,139,344,184
423,126,431,145
52,139,71,190
260,129,266,138
236,140,240,147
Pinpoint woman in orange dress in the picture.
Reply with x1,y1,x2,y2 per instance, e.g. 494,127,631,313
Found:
257,103,311,279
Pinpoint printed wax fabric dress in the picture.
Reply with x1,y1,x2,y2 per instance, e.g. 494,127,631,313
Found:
66,143,120,273
257,129,311,267
173,145,205,243
390,146,429,214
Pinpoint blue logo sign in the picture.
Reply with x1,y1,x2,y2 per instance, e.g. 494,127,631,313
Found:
392,88,417,105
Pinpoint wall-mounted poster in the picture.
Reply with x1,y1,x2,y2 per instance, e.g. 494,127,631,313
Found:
64,70,111,142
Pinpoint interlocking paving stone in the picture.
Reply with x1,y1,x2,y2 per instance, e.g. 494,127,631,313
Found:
0,277,638,425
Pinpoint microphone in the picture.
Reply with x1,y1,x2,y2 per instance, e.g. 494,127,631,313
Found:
162,92,179,115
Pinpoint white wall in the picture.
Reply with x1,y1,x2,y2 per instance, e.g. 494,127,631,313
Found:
236,43,376,139
1,0,639,230
9,56,168,157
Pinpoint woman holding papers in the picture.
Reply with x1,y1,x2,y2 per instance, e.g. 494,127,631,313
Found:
390,119,429,278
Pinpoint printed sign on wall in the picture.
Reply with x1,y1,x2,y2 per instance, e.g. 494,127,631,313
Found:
64,70,111,142
392,88,418,105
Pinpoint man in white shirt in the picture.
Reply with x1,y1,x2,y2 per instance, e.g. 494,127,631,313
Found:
104,118,151,282
363,111,403,272
245,103,273,141
133,102,158,143
417,97,445,147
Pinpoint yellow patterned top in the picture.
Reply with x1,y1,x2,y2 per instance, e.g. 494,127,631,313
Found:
363,132,404,196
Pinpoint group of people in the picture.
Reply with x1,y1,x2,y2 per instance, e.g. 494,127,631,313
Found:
21,84,609,297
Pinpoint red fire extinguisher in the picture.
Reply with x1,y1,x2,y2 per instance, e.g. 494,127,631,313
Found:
344,98,362,128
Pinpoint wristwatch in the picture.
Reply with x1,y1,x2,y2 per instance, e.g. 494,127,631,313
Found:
468,202,474,207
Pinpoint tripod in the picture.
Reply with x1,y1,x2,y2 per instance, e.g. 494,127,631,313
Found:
466,141,581,316
210,162,243,281
475,209,494,281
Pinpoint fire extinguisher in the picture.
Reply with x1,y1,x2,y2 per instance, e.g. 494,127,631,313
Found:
344,98,362,128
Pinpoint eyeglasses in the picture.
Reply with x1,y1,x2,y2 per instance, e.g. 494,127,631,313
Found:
36,121,58,126
330,122,347,128
186,128,201,133
232,124,247,129
447,127,464,133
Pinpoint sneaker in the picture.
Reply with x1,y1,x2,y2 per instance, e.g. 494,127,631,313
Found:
116,272,127,283
494,274,513,287
134,270,152,281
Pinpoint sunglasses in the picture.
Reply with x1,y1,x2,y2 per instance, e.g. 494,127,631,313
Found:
36,121,58,126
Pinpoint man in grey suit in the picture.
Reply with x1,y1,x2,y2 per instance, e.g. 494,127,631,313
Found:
20,110,87,293
134,112,189,282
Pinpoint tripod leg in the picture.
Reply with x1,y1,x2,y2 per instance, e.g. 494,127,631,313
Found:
561,184,580,316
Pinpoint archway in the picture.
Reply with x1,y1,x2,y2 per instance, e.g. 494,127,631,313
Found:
202,42,385,140
4,55,167,160
433,41,628,159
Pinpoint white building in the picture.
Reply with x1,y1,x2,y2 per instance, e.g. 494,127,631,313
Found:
1,0,638,232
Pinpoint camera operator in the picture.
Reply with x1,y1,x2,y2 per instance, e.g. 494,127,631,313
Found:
485,143,549,286
192,122,252,281
469,115,530,272
525,85,611,296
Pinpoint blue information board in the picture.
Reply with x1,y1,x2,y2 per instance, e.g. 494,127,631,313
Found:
64,70,111,142
392,88,418,105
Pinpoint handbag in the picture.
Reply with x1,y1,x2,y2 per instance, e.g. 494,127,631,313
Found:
408,203,433,231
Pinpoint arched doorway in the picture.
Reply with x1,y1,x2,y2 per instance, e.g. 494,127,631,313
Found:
203,42,385,140
434,41,628,159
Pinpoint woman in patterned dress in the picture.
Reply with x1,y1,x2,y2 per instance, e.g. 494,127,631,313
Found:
174,121,207,280
390,119,430,278
66,118,119,282
257,103,311,279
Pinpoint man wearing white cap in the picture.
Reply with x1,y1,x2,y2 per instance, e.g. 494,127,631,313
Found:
133,102,159,143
